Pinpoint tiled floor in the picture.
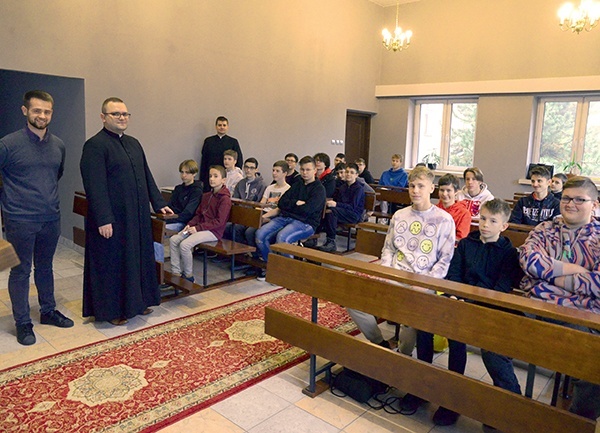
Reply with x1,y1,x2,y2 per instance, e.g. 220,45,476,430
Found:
0,240,557,433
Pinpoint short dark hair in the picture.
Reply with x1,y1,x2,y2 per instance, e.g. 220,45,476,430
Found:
335,153,346,159
244,157,258,168
530,166,551,179
216,116,229,124
209,165,227,179
553,173,568,184
347,162,359,172
313,153,330,168
102,97,124,113
563,176,599,201
223,149,238,160
334,162,347,172
179,159,199,175
481,198,511,222
463,167,484,182
285,153,298,162
23,90,54,108
273,160,289,171
438,173,460,191
299,155,316,167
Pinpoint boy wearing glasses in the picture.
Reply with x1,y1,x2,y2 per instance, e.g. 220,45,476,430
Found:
223,157,266,243
520,176,600,420
509,166,560,226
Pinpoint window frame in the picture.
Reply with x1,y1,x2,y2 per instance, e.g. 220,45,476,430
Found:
532,94,600,178
411,97,478,171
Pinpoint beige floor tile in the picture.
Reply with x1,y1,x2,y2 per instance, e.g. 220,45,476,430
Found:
295,390,367,429
343,411,416,433
158,408,244,433
0,342,58,370
258,372,309,403
247,405,339,433
212,385,291,430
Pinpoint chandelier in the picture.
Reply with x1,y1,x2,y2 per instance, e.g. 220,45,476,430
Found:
558,0,600,33
382,1,412,52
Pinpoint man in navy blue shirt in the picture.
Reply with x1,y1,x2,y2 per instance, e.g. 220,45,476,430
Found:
0,90,74,345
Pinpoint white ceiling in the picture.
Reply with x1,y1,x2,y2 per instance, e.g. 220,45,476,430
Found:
368,0,420,7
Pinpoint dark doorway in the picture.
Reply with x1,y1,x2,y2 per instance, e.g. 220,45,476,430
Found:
0,69,86,243
344,111,371,165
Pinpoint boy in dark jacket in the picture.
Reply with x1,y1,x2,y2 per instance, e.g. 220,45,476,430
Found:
318,163,365,252
430,198,523,426
509,166,560,226
255,156,326,280
169,165,231,282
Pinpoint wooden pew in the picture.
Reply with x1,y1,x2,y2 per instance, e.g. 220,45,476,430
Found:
192,198,263,287
370,186,411,222
264,243,599,433
355,222,388,257
470,221,534,248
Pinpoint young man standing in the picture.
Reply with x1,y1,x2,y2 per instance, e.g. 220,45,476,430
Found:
200,116,243,192
318,163,365,252
0,90,74,345
254,156,326,280
509,166,560,226
520,176,600,420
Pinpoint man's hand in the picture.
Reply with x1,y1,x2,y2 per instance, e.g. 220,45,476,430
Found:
160,206,174,214
296,200,306,206
99,224,113,239
327,200,336,208
187,226,197,234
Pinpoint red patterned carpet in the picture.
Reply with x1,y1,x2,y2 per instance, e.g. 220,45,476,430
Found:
0,289,355,432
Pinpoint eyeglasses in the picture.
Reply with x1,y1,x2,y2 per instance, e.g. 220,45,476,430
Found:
243,165,257,170
104,112,131,118
560,196,593,205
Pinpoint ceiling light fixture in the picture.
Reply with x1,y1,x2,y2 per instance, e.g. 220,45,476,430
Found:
382,1,412,52
558,0,600,33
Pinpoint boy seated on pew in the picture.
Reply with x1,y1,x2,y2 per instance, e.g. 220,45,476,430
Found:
355,158,375,185
154,159,204,263
436,173,472,242
378,153,408,217
519,176,600,420
317,163,365,252
334,162,347,190
255,156,326,281
550,172,568,200
346,165,455,355
223,149,243,192
428,198,524,426
169,166,232,283
509,165,560,226
223,157,266,243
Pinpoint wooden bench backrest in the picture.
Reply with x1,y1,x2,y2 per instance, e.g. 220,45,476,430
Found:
364,191,376,212
374,186,411,206
230,199,263,229
265,244,599,433
355,222,387,257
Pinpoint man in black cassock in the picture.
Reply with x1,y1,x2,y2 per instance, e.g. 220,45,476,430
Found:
80,97,172,325
199,116,243,192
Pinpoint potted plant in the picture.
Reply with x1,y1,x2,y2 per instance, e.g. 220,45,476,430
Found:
563,158,582,176
422,152,440,170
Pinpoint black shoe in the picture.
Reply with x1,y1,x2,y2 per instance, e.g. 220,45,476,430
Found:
400,393,426,415
317,239,337,252
302,238,318,248
257,269,267,281
378,340,391,349
40,310,74,328
16,323,36,346
433,406,460,426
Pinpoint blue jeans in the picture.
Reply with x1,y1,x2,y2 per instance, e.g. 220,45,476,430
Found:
5,218,60,326
255,217,314,262
481,349,522,394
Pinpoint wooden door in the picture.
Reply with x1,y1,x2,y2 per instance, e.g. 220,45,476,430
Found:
344,111,371,164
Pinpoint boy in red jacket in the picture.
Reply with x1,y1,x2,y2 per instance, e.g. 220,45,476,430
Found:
169,165,232,282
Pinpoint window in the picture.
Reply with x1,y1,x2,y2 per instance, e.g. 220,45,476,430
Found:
412,99,478,170
533,96,600,177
